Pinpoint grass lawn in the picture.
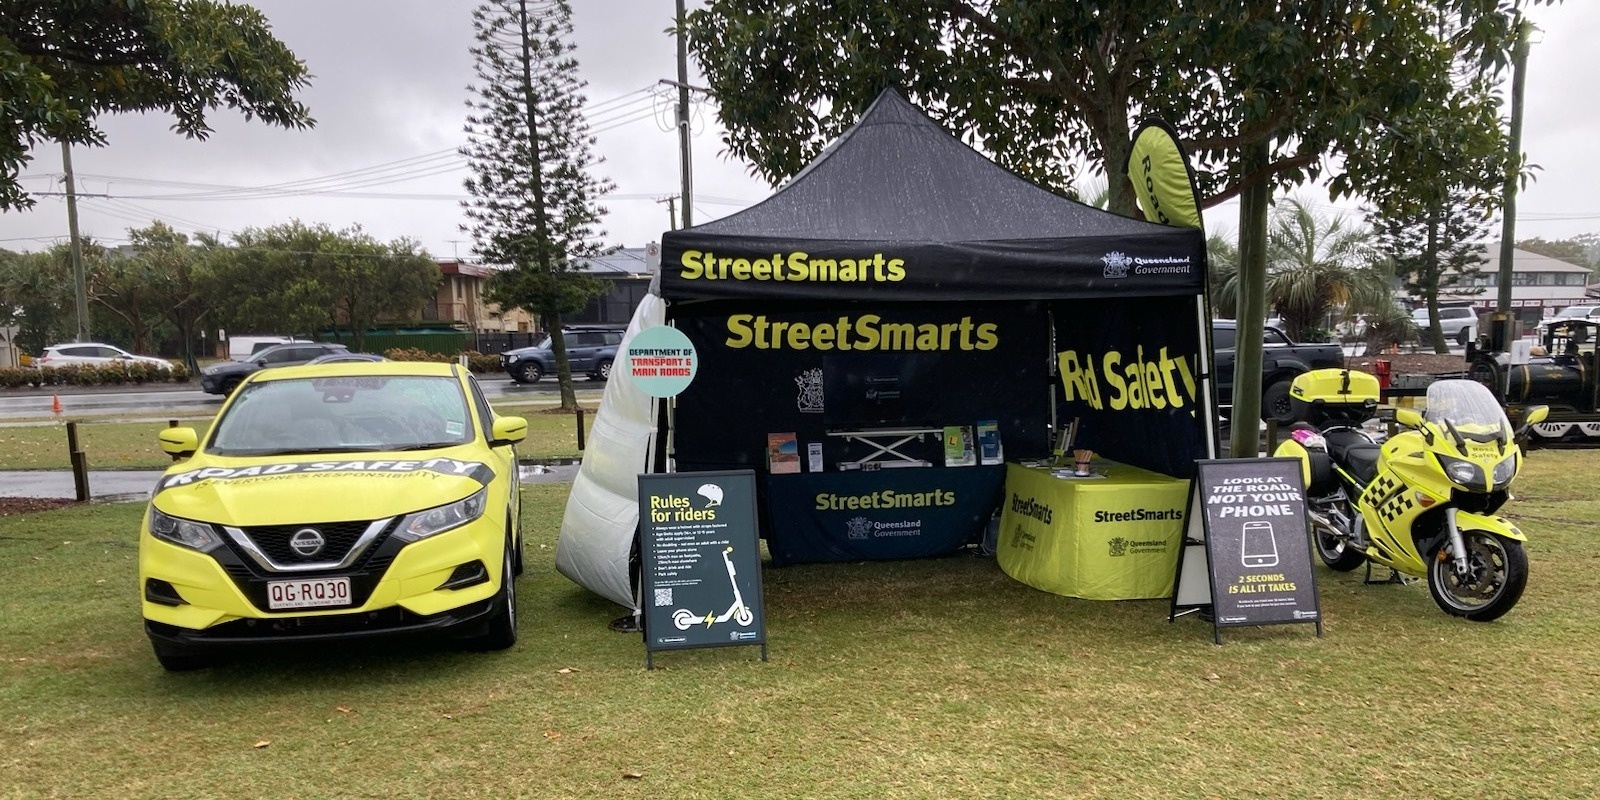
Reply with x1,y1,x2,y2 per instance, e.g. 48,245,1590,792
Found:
2,452,1599,798
0,404,597,470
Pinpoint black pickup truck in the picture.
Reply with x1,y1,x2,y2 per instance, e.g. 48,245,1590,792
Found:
1212,320,1346,423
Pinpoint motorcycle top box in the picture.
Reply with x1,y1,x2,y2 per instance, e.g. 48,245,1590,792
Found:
1289,368,1380,426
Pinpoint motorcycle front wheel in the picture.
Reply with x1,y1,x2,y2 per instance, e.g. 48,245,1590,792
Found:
1427,531,1528,621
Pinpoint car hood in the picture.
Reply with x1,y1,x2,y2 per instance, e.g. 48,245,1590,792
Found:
502,345,549,357
205,360,259,376
150,453,496,525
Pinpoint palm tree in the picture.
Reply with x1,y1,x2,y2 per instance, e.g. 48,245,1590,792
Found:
1206,232,1240,319
1262,198,1388,341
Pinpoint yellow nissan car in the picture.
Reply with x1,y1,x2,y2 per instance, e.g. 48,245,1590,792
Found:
140,361,526,670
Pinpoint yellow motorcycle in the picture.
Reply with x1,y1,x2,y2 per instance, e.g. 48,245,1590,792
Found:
1274,369,1548,621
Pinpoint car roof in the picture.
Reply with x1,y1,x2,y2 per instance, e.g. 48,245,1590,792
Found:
252,360,460,382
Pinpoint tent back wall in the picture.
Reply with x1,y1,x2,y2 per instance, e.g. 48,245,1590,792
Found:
672,300,1053,472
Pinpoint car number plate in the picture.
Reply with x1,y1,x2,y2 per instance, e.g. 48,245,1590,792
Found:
266,577,351,610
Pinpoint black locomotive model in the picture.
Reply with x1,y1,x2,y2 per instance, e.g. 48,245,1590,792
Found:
1469,319,1600,447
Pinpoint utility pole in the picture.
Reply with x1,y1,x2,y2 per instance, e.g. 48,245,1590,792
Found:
61,141,90,342
657,195,679,230
1493,16,1532,348
675,0,693,228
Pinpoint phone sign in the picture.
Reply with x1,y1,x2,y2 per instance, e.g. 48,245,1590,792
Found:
1192,458,1321,636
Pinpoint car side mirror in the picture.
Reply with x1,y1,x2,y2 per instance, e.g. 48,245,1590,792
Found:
158,427,198,458
1394,407,1423,429
489,415,528,446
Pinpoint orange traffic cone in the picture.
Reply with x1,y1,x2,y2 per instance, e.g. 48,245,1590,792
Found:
51,395,62,416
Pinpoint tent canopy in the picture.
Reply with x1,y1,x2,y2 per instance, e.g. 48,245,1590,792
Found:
660,89,1206,302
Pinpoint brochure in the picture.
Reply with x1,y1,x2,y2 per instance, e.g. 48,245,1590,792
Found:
767,432,801,474
807,441,824,473
943,425,976,467
976,419,1003,465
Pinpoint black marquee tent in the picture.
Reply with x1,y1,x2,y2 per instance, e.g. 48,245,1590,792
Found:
557,89,1216,602
658,89,1215,479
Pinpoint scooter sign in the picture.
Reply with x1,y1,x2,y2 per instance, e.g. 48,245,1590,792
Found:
637,470,767,666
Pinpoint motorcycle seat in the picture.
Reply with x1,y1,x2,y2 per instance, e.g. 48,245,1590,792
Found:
1323,428,1381,486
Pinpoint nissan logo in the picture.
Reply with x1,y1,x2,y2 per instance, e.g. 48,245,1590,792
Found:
289,528,326,557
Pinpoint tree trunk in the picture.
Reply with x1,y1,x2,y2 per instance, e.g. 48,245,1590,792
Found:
1229,140,1271,458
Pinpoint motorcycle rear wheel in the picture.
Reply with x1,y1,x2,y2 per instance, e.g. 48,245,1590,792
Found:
1427,531,1528,621
1312,501,1364,571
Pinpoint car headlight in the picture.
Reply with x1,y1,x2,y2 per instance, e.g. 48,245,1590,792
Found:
147,507,223,553
1436,454,1484,488
1492,453,1517,485
395,488,487,543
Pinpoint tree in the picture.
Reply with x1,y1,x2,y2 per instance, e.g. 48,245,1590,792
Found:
206,221,439,350
1373,189,1495,353
127,222,216,373
1208,201,1390,342
686,0,1546,454
0,0,315,211
0,247,74,354
1518,235,1599,274
90,240,164,353
462,0,613,411
1262,199,1388,343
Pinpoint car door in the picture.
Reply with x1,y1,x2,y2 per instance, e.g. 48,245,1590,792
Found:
467,376,519,525
1211,325,1237,404
565,332,600,371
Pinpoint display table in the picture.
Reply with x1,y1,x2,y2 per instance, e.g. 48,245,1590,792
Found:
763,466,1005,566
996,460,1188,600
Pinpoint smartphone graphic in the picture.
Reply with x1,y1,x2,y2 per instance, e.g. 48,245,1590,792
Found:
1241,521,1280,568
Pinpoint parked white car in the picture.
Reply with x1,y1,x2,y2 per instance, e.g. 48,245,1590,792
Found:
1410,307,1479,346
1552,304,1600,323
36,342,175,370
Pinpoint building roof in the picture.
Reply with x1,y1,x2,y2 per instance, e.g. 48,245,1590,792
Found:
1471,244,1591,273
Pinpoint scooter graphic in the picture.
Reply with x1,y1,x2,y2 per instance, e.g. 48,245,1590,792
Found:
672,547,755,630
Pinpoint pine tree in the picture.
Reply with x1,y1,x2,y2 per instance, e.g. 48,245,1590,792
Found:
462,0,613,410
1372,190,1494,354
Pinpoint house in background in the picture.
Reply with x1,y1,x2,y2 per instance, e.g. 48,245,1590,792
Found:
420,247,656,334
566,245,655,326
1419,244,1593,331
423,259,536,333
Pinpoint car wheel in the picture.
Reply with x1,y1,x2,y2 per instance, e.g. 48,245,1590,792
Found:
514,362,543,384
220,377,242,396
592,359,613,381
1456,327,1471,347
1262,379,1298,424
466,537,518,651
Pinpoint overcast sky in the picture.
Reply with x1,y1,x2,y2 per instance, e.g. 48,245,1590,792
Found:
4,1,1598,257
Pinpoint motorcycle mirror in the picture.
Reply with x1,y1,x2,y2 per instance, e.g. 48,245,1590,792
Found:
1523,405,1550,427
1394,407,1423,428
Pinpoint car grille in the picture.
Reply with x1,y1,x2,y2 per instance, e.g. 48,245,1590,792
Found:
239,520,373,564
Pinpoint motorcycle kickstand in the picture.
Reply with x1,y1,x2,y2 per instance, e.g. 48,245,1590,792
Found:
1363,561,1413,586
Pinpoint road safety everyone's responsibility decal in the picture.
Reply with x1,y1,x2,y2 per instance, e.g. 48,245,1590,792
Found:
156,457,494,493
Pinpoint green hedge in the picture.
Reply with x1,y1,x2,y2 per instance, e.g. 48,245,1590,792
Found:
0,362,192,388
382,348,500,373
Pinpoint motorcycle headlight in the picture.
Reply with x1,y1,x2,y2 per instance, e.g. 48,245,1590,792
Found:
147,507,223,553
395,488,487,543
1492,453,1517,485
1436,454,1484,488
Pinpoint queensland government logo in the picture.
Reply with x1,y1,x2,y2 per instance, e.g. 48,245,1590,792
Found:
1107,536,1128,557
846,516,872,540
795,367,823,414
1101,251,1133,279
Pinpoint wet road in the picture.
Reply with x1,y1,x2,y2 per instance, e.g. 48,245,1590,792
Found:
0,375,602,421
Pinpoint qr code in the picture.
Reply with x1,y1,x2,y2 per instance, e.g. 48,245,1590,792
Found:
653,587,673,607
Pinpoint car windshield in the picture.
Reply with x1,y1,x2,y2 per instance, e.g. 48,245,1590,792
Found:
1557,307,1595,319
209,375,474,456
1424,380,1511,443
